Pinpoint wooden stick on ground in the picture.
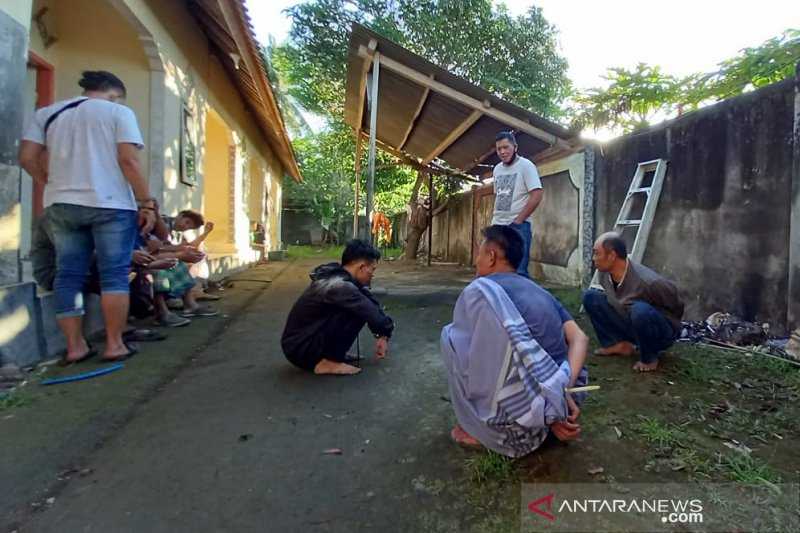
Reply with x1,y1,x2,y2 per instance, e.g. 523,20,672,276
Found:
565,385,601,393
700,339,800,368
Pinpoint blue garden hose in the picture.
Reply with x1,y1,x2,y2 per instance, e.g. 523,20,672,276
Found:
41,363,124,386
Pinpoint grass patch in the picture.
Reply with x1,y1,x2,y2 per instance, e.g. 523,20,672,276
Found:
717,453,782,485
0,391,31,411
674,350,720,383
286,245,344,260
549,288,583,317
465,450,517,485
634,416,687,451
286,244,403,261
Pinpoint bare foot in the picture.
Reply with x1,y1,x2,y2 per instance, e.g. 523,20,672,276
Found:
314,358,362,375
633,360,659,372
451,425,483,450
594,341,637,357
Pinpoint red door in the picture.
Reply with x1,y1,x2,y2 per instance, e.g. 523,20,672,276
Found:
26,51,55,217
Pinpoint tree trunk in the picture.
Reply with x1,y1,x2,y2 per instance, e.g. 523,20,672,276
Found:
404,225,425,264
401,170,429,263
400,170,450,263
402,201,428,263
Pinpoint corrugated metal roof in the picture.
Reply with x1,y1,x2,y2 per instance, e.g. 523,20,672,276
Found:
344,23,577,176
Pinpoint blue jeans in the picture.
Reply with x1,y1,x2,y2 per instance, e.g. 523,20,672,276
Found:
508,221,532,277
582,289,676,363
46,204,138,318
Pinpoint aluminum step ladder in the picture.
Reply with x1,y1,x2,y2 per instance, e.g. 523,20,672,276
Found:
589,158,668,288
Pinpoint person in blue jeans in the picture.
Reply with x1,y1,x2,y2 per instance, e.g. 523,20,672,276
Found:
19,71,156,364
490,131,543,277
582,232,684,372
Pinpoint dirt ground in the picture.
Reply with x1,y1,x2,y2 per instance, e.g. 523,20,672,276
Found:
1,255,798,532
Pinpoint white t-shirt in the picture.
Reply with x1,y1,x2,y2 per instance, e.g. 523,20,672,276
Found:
23,97,144,211
491,155,542,225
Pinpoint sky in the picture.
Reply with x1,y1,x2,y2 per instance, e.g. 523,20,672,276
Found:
246,0,798,131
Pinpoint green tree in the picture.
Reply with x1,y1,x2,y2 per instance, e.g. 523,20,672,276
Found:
686,29,800,105
259,38,311,139
572,63,681,133
280,0,570,119
283,122,419,242
573,29,800,133
278,0,570,259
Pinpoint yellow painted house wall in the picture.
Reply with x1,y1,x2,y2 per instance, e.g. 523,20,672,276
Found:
13,0,288,285
124,0,286,257
28,0,152,169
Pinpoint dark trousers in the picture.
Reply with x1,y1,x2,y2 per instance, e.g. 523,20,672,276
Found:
508,221,532,277
582,289,676,363
286,312,364,372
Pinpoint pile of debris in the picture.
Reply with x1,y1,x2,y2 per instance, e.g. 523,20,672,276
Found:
679,312,800,364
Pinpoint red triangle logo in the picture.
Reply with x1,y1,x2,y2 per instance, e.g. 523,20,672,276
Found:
528,493,556,521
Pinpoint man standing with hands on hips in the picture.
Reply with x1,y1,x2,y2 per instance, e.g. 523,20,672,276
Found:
490,131,543,277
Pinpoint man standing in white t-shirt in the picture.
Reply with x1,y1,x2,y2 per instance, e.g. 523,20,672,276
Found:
19,71,156,364
491,131,543,277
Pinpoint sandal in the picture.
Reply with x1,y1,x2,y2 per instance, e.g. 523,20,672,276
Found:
102,342,139,363
58,344,98,367
123,328,167,342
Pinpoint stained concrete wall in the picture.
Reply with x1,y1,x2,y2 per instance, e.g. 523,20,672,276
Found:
395,155,588,286
0,6,30,288
788,65,800,331
594,77,796,332
282,209,324,246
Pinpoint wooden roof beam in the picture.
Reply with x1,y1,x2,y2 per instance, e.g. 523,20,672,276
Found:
398,75,432,150
358,45,570,150
357,131,481,183
354,38,378,131
422,109,482,165
463,145,497,174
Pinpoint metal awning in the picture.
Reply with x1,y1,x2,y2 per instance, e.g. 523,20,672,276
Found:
344,23,576,177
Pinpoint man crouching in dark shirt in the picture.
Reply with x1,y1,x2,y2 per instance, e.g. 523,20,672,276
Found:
281,239,394,375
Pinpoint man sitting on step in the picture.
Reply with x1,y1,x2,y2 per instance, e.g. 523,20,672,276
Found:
583,232,684,372
281,239,394,376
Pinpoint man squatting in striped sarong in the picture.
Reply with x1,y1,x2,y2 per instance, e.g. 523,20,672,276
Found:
441,225,590,457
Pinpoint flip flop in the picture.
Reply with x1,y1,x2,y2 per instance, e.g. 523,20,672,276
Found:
102,342,139,363
123,328,167,342
58,344,98,367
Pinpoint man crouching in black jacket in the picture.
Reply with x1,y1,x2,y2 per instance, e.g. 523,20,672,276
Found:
281,240,394,375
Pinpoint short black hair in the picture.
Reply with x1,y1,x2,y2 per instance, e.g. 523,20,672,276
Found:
78,71,127,97
341,239,381,266
601,234,628,260
495,130,517,146
481,225,524,269
178,209,205,228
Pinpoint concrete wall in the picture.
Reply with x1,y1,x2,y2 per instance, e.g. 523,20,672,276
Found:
788,65,800,331
594,78,797,331
0,4,32,289
282,209,324,245
395,153,589,286
530,152,586,285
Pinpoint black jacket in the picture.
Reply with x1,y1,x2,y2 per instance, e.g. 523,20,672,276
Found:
281,263,394,359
